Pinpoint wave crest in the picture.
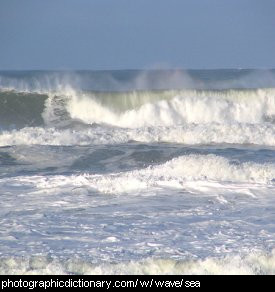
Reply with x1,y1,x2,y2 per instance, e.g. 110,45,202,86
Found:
67,88,275,127
1,88,275,146
2,155,274,195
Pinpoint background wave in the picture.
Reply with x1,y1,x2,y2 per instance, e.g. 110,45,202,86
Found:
0,87,275,146
1,88,275,128
67,88,275,127
0,90,47,129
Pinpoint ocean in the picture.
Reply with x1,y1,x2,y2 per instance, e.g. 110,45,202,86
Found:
0,69,275,274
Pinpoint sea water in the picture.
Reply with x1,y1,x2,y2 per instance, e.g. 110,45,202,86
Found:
0,69,275,274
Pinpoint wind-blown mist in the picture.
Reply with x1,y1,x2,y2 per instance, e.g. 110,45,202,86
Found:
1,69,275,92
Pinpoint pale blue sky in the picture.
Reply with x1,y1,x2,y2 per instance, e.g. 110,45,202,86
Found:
0,0,275,70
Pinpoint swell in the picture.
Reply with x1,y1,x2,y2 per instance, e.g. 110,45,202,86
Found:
0,90,47,129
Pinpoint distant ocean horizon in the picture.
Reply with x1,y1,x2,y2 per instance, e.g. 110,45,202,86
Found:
0,68,275,274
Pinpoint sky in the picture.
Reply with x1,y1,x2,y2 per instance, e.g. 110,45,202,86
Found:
0,0,275,70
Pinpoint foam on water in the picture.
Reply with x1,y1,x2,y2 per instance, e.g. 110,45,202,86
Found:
78,154,275,194
1,70,275,275
1,250,275,275
1,123,275,146
1,155,274,196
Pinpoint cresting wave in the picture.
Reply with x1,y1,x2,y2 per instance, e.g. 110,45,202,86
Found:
1,250,275,275
1,71,275,276
0,87,275,146
0,89,275,146
66,88,275,127
1,87,275,127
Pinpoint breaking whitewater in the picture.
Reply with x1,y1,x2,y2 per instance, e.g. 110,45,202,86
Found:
0,69,275,274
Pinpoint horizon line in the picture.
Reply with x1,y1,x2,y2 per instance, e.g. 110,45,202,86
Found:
1,67,275,72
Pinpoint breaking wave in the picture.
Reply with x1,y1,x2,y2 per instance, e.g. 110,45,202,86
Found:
0,87,275,146
67,88,275,127
2,155,274,195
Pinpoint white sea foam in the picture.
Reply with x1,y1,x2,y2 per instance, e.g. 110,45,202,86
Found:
0,123,275,146
1,250,275,275
74,154,275,194
1,71,275,276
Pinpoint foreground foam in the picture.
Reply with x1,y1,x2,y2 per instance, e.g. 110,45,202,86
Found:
1,250,275,275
